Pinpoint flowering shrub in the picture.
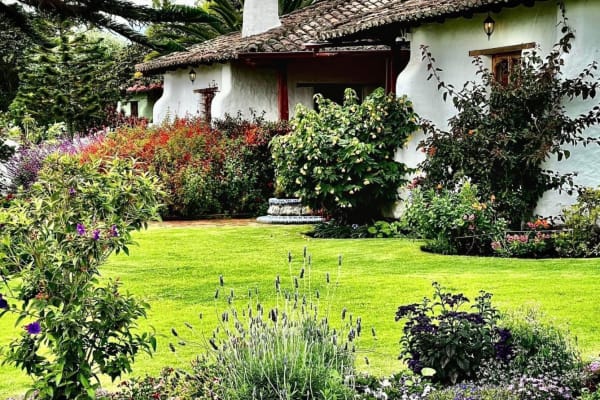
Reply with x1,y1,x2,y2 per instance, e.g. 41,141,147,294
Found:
426,383,516,400
271,88,417,224
0,155,162,399
491,218,555,258
354,372,436,399
104,367,209,400
402,182,506,255
506,376,574,400
478,309,583,397
584,358,600,393
553,187,600,257
3,135,91,191
395,283,507,385
81,116,284,218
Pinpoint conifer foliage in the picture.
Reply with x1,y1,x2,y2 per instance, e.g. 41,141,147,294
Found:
9,22,118,134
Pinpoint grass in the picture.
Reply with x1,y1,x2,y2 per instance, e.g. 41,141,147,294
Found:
1,223,599,398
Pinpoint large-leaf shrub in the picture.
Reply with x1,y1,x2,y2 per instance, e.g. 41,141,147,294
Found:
271,88,417,224
0,155,162,399
80,115,286,218
418,12,600,227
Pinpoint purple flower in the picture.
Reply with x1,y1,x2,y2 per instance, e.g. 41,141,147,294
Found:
395,303,420,320
92,229,100,241
76,223,86,236
68,187,76,196
110,225,119,237
0,294,8,309
25,321,41,335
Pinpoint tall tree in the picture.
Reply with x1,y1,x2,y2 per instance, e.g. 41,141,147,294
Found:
9,21,123,134
0,0,218,50
0,19,31,111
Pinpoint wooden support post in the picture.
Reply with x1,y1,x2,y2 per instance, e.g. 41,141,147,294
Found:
277,64,289,121
386,44,402,95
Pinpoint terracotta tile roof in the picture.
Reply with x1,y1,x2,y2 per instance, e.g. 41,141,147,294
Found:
322,0,548,40
137,0,393,74
137,0,542,74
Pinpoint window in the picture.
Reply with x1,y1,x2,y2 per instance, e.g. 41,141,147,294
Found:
492,51,521,86
469,43,535,86
193,84,219,122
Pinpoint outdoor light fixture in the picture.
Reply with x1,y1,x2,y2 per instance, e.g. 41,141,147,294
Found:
189,68,196,83
483,13,495,40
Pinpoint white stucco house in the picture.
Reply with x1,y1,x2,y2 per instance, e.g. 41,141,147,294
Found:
136,0,408,123
139,0,600,218
320,0,600,217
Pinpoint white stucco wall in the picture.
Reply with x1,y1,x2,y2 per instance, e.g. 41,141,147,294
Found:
215,63,279,120
153,64,224,123
396,0,600,217
152,62,279,122
242,0,281,37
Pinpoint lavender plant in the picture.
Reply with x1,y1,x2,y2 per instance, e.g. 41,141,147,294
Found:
3,134,97,191
171,249,362,399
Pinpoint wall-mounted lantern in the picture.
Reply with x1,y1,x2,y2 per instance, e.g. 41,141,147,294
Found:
189,68,197,84
483,13,495,40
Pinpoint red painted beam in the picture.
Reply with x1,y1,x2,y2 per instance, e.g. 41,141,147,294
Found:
278,65,289,121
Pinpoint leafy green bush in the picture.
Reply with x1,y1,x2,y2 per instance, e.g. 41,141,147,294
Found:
271,87,417,224
395,283,506,385
367,220,405,238
402,182,506,255
308,220,405,239
309,221,370,238
417,14,600,227
0,155,162,399
554,187,600,257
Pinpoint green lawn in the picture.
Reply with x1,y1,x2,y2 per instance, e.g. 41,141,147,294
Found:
1,223,599,398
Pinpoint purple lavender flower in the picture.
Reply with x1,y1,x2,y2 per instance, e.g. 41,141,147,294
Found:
92,229,100,241
25,321,41,335
0,294,8,309
76,223,86,236
110,225,119,237
68,187,76,196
